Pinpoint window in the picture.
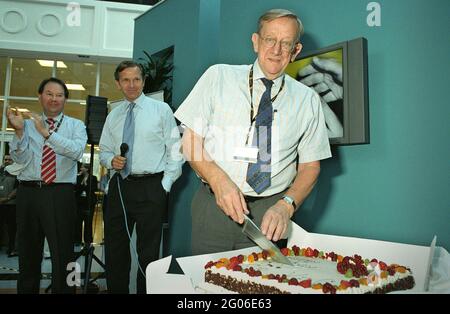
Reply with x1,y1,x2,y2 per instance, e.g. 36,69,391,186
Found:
3,99,40,130
64,101,85,122
100,63,123,102
10,58,52,97
0,57,6,96
0,99,4,129
56,61,97,101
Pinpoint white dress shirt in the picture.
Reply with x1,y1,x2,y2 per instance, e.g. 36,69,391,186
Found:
175,60,331,197
99,93,183,192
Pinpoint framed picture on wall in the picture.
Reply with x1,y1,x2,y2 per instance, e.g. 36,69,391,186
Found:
286,37,369,145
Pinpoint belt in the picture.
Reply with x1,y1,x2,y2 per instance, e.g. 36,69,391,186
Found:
19,181,73,188
202,182,265,203
125,172,163,181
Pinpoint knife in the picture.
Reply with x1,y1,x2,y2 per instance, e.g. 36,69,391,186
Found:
242,215,294,266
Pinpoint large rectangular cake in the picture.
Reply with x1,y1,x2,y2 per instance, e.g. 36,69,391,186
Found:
204,245,415,294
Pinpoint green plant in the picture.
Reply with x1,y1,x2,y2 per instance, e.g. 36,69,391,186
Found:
139,48,174,108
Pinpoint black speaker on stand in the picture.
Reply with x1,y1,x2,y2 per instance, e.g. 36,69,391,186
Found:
80,95,108,293
85,95,109,146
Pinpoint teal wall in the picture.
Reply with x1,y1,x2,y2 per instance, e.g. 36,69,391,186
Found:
134,0,222,258
135,0,450,257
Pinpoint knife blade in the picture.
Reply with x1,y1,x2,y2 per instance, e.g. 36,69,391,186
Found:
242,215,293,266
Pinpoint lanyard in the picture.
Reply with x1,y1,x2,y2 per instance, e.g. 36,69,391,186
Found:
45,114,64,133
248,65,285,123
246,66,285,145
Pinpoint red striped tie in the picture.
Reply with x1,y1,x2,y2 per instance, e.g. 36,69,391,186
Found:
41,118,56,184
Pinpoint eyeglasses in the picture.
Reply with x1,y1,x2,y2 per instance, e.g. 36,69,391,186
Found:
259,36,296,52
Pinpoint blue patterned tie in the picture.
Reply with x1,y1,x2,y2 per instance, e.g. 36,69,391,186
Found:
121,102,136,178
246,78,273,194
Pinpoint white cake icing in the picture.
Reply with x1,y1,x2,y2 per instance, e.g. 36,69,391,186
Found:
205,247,415,294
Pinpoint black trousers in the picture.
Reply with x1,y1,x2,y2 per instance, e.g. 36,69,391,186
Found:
16,183,76,294
104,173,166,294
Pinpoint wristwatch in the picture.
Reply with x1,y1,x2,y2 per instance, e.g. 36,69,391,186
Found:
282,195,296,210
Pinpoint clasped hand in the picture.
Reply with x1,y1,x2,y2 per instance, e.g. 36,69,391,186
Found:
260,201,292,242
210,175,249,224
298,56,343,103
298,57,344,138
111,155,126,170
210,176,291,241
7,107,49,138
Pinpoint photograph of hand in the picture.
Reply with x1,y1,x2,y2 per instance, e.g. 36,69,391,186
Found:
298,56,343,103
287,50,344,139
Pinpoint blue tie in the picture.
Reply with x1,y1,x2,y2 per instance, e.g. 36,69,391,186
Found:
121,102,136,178
246,78,273,194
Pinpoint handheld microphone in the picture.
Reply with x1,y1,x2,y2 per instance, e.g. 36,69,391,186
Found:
120,143,129,157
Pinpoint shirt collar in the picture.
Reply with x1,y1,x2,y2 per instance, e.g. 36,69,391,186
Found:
43,112,63,123
124,93,145,111
253,59,284,90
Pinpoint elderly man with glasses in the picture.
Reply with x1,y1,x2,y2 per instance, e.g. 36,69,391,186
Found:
175,9,332,255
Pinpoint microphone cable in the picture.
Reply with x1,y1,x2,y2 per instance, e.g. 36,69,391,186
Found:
116,175,146,278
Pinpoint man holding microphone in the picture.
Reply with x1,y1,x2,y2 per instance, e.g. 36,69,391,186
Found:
99,61,183,294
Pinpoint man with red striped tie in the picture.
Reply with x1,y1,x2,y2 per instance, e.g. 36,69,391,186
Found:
8,77,87,294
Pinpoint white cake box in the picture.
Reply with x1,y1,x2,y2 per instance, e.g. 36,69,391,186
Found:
146,222,435,294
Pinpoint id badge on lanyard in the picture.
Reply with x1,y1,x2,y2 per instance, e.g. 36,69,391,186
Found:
233,66,284,164
233,146,258,163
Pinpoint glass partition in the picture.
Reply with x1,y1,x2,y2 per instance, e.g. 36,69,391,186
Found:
0,57,6,96
10,58,52,97
56,61,97,100
4,99,40,129
100,63,123,102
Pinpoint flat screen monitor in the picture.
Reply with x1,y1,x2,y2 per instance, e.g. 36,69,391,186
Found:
286,37,369,145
